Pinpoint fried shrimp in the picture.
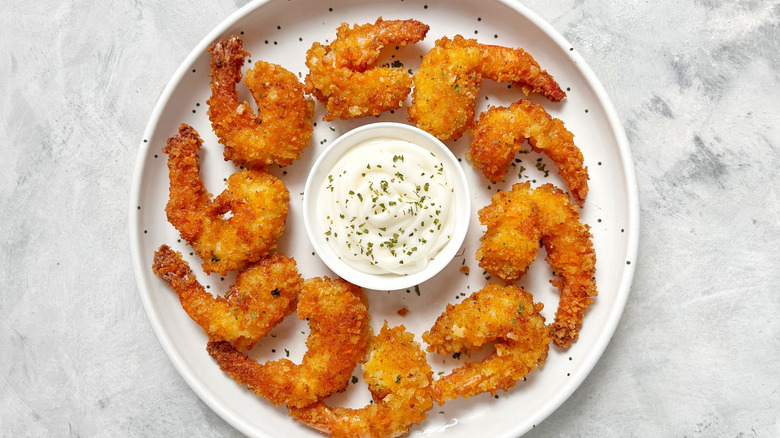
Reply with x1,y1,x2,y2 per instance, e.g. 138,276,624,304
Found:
408,35,566,141
151,245,301,351
467,99,588,207
163,124,289,275
423,284,550,404
289,323,434,438
208,35,314,168
304,17,429,121
207,277,372,408
476,182,597,348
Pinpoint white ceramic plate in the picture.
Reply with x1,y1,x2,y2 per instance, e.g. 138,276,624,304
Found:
129,0,639,437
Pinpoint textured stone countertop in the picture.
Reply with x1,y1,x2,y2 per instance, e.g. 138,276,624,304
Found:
1,0,778,436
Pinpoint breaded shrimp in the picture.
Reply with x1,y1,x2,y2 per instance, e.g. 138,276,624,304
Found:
289,323,433,438
208,35,314,168
467,99,588,207
477,182,597,348
304,18,429,121
408,35,566,141
163,124,289,275
423,284,550,404
207,277,372,408
151,245,301,351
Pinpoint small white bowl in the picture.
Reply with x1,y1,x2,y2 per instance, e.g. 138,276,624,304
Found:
303,122,470,291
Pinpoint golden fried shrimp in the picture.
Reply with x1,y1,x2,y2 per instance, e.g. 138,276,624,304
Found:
408,35,566,141
151,245,301,351
163,124,289,275
476,182,597,348
289,323,433,438
467,99,588,207
304,17,429,121
423,284,550,404
207,277,372,408
207,35,314,168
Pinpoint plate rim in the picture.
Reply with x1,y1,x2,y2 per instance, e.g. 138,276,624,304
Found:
128,0,640,436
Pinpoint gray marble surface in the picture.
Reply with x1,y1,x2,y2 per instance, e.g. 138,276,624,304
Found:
1,0,778,436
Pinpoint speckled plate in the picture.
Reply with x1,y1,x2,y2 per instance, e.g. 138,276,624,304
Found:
129,0,639,436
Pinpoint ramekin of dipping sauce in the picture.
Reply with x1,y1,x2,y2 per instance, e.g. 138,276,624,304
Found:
303,122,470,291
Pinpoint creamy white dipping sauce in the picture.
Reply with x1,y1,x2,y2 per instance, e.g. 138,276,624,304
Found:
317,138,456,275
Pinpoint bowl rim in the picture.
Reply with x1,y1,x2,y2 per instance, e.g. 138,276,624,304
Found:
302,121,471,291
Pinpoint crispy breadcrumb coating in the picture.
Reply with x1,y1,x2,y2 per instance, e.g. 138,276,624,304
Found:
467,99,588,207
304,18,429,120
207,277,372,408
424,284,550,404
152,245,301,350
289,323,433,438
408,35,566,141
423,284,550,404
162,124,289,275
477,182,597,348
208,35,314,168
